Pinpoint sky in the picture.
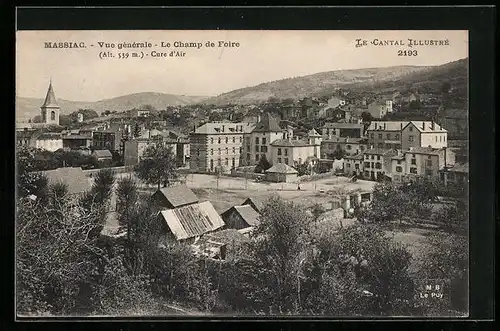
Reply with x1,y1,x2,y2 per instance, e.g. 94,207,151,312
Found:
16,30,468,102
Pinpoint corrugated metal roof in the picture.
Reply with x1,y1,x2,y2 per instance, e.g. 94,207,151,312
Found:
156,185,199,208
160,201,225,241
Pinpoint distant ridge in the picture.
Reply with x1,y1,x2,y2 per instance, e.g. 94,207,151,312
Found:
16,92,209,122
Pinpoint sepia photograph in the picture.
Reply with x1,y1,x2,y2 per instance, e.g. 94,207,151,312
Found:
15,29,469,318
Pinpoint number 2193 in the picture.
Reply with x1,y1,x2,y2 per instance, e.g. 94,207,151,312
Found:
398,50,418,56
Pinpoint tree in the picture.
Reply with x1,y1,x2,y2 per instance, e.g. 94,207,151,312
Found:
254,155,272,173
134,141,179,189
116,177,139,228
361,111,374,123
310,203,325,220
414,233,468,316
308,225,417,316
250,196,313,313
295,163,310,176
90,168,115,206
440,81,452,94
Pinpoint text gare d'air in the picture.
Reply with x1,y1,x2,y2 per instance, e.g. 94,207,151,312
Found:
355,38,451,57
43,40,240,59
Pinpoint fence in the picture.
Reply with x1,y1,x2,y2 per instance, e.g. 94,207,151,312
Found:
83,165,135,177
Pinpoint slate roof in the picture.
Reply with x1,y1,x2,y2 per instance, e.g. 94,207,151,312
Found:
265,163,299,174
345,154,364,160
404,121,447,133
92,149,113,158
40,167,90,195
308,128,321,137
193,122,255,134
407,147,441,155
363,148,396,156
154,185,199,208
41,82,59,108
322,137,366,144
252,113,282,132
367,121,410,131
159,201,225,241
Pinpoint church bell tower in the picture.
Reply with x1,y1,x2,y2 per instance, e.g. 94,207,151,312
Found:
40,80,60,125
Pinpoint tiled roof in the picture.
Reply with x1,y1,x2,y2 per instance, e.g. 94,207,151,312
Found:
345,154,364,160
308,128,321,136
41,82,59,108
448,163,469,173
407,147,441,155
155,185,199,208
92,149,113,158
232,205,261,227
363,148,395,156
37,132,62,140
270,139,308,147
322,137,366,144
159,201,225,241
323,122,364,129
265,163,298,174
40,167,90,195
367,121,409,131
62,135,92,140
252,113,282,132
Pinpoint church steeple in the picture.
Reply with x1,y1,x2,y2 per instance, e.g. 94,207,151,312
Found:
40,80,60,125
42,80,59,108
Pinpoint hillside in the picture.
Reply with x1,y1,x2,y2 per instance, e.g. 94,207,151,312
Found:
202,65,432,106
16,92,208,122
344,58,468,95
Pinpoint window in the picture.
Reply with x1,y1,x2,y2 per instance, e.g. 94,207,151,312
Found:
371,162,374,168
377,155,381,160
232,147,236,154
355,164,359,170
255,137,259,145
411,158,416,165
218,138,221,144
217,159,221,166
347,145,352,150
240,137,243,143
278,157,282,163
284,149,288,156
371,155,374,160
395,134,400,140
396,166,402,173
232,158,235,166
408,136,414,142
284,158,289,165
225,147,228,154
347,163,351,168
435,136,438,142
51,111,55,120
233,137,235,143
210,149,213,155
364,162,370,168
210,159,214,169
225,158,229,166
256,154,259,162
410,167,417,174
261,146,268,153
255,145,259,152
409,126,413,132
387,133,391,140
278,148,282,156
210,138,214,144
226,137,229,144
262,138,267,145
239,147,242,153
378,134,382,139
375,162,382,169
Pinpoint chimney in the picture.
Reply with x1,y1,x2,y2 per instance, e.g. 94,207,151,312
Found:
423,122,426,130
431,122,435,130
383,123,386,130
222,125,225,132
